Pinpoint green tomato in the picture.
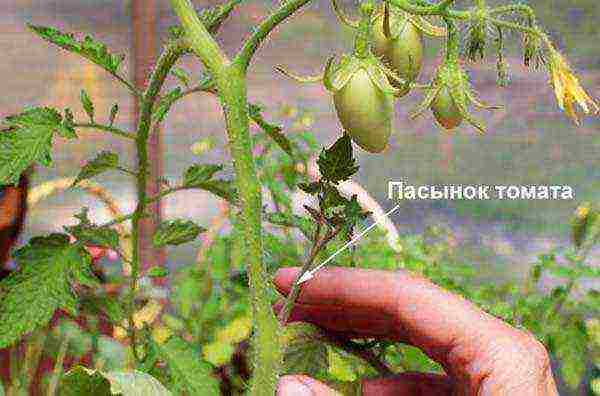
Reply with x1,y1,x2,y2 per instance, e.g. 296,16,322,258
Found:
372,12,423,96
333,68,393,153
430,86,463,130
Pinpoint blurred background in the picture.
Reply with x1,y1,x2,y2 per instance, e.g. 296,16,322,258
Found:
1,0,598,280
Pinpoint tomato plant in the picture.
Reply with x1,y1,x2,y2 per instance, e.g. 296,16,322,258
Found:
0,0,598,394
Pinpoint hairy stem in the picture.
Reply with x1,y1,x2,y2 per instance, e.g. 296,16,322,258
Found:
387,0,469,19
47,335,70,396
235,0,314,72
279,223,341,324
171,1,284,394
128,39,187,362
74,123,136,140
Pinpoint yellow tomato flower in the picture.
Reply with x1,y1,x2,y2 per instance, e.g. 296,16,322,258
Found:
547,46,599,125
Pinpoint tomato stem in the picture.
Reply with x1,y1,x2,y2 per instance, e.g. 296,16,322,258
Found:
354,0,375,59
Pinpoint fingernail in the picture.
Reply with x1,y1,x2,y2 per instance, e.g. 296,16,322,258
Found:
277,377,314,396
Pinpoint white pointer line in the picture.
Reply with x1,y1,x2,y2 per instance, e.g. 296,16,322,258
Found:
297,204,401,284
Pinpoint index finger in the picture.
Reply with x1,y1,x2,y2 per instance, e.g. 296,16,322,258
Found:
274,267,533,382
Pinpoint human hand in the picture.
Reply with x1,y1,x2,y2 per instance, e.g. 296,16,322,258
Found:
274,267,558,396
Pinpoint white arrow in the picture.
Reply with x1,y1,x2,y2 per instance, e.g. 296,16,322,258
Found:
297,204,401,284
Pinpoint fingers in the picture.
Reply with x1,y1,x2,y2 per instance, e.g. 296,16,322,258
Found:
274,267,557,393
277,375,339,396
274,267,508,362
277,373,454,396
362,372,454,396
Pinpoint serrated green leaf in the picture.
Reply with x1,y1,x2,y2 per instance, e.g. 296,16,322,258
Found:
28,25,124,75
64,207,120,250
153,88,182,124
196,179,239,203
80,89,95,122
182,164,224,186
321,184,347,215
0,107,74,185
249,103,294,158
281,322,328,377
171,67,190,88
264,212,314,240
60,366,171,396
155,336,220,395
59,366,111,396
80,293,126,324
343,195,370,228
0,234,94,348
317,134,359,184
199,0,243,34
298,181,322,195
73,151,119,187
61,108,77,138
147,266,169,278
108,104,119,127
153,220,205,248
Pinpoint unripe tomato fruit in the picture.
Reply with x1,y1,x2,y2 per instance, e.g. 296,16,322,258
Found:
371,12,423,96
333,67,393,153
431,86,463,129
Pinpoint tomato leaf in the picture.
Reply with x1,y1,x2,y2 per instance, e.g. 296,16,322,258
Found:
153,220,205,248
281,322,328,377
108,104,119,127
155,336,220,395
60,366,171,396
153,87,182,124
147,266,169,278
28,25,124,75
0,107,73,185
317,134,359,184
73,151,119,187
80,89,95,123
64,208,120,250
0,234,96,348
182,164,224,186
171,67,190,88
248,103,294,158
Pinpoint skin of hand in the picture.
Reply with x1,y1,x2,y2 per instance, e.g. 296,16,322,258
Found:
274,267,559,396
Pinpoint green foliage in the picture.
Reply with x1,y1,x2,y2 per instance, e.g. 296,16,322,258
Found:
153,88,183,124
183,164,224,186
28,25,124,74
108,104,119,127
64,208,120,250
249,103,294,157
80,90,95,123
316,134,359,184
147,266,169,278
153,220,205,248
0,234,96,348
0,107,75,185
155,336,220,395
72,151,119,187
60,366,171,396
182,163,238,203
281,323,329,378
171,67,190,87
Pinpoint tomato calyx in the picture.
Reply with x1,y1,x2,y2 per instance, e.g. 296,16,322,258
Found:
410,63,500,133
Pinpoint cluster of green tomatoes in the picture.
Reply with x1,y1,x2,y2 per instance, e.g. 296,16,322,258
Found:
279,0,498,153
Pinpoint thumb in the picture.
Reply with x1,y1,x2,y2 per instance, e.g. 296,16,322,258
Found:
277,375,340,396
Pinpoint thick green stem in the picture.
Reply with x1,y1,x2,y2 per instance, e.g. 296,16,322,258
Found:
218,64,282,396
171,1,283,394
